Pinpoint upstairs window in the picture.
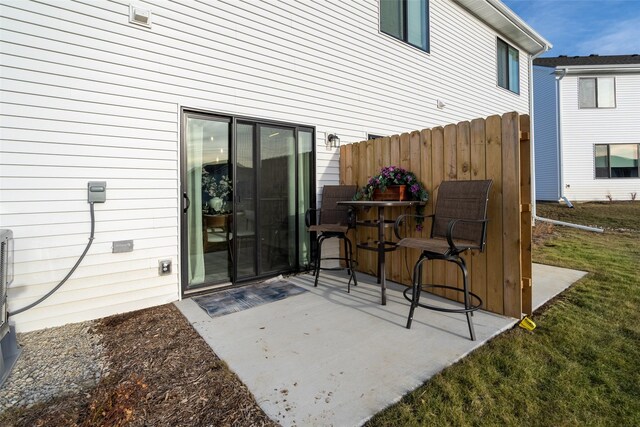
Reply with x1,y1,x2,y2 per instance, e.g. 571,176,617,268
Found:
380,0,429,52
595,144,639,178
497,38,519,94
579,77,616,108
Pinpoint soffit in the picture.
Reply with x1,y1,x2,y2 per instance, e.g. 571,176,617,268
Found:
452,0,551,54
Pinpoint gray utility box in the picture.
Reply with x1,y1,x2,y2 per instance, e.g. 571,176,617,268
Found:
1,229,21,387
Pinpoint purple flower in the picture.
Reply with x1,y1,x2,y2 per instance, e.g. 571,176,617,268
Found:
406,176,412,182
411,184,419,193
416,224,423,232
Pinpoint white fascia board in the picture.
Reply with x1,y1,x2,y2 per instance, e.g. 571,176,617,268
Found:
555,65,640,75
453,0,552,54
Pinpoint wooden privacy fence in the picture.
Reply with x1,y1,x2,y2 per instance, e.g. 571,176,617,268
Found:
339,112,532,318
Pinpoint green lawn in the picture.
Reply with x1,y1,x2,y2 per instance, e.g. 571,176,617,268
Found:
367,202,640,427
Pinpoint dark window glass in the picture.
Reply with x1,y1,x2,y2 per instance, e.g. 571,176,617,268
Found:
595,144,639,178
595,145,609,178
380,0,429,52
380,0,403,40
406,0,428,50
367,134,385,140
610,144,639,177
497,38,519,94
508,45,519,93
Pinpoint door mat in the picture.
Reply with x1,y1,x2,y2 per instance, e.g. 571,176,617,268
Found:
192,280,308,318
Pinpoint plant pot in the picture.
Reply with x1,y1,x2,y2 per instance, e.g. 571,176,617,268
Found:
372,185,408,201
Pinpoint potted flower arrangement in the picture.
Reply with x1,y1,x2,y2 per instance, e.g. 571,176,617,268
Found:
354,165,429,229
202,168,232,213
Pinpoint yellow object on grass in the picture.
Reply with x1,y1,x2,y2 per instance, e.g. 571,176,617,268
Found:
519,316,536,331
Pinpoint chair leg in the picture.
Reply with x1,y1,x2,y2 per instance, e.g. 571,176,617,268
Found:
345,236,357,292
314,235,324,287
455,257,476,341
343,236,351,275
406,255,426,329
344,236,351,293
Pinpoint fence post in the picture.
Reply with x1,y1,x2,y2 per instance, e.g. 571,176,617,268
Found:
502,112,522,318
520,115,533,316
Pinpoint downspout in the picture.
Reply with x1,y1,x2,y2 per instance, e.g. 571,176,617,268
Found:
554,68,574,208
533,67,603,233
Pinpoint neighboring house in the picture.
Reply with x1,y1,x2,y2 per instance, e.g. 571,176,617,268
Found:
0,0,549,332
533,54,640,202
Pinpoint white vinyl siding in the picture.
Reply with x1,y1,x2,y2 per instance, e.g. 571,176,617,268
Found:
559,73,640,201
532,65,560,201
1,0,531,332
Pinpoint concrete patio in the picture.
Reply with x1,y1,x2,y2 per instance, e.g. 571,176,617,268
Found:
175,263,586,427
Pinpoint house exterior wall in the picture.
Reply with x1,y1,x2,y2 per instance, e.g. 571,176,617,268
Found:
1,0,532,332
532,65,560,201
559,72,640,201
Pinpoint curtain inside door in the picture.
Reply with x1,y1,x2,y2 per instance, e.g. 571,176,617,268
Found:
187,119,205,284
297,130,313,267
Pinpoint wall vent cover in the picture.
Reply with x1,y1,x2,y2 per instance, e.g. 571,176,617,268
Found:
129,4,152,28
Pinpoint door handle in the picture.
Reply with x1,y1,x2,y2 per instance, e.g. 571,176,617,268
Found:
183,192,190,213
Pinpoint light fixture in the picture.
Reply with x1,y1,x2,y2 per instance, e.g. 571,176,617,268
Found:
436,99,446,109
327,133,340,148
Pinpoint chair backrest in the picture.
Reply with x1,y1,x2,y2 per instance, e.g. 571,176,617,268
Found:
432,180,492,247
320,185,357,225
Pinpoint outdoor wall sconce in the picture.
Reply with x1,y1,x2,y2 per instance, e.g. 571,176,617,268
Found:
327,133,340,149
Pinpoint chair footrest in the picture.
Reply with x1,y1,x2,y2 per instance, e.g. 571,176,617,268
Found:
357,242,397,252
312,257,358,271
402,285,482,313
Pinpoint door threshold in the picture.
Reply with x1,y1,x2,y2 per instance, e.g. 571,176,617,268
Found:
183,282,233,297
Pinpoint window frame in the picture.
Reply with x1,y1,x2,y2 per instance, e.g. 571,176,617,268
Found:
379,0,430,53
579,77,617,109
594,143,639,179
496,38,520,95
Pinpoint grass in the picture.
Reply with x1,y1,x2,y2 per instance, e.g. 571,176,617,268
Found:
367,202,640,426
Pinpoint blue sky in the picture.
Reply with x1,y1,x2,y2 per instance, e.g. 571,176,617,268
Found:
501,0,640,57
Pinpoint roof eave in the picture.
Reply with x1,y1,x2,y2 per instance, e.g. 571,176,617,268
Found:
453,0,552,55
556,65,640,75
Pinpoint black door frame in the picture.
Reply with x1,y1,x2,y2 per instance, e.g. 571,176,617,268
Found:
179,108,316,296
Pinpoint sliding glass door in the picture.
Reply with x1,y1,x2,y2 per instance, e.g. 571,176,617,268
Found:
181,111,314,293
183,114,233,289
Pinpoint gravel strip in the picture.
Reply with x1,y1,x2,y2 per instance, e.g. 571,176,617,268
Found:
0,320,108,412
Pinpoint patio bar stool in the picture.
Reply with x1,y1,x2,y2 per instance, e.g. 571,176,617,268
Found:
305,185,358,292
395,180,492,341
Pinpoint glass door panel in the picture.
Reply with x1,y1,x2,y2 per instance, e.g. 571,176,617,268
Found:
184,114,232,290
235,123,257,278
297,129,313,269
259,126,296,274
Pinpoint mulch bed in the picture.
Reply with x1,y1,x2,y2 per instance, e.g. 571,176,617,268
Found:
0,304,278,427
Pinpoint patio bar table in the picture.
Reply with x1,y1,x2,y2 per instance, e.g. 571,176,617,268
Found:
336,200,425,305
